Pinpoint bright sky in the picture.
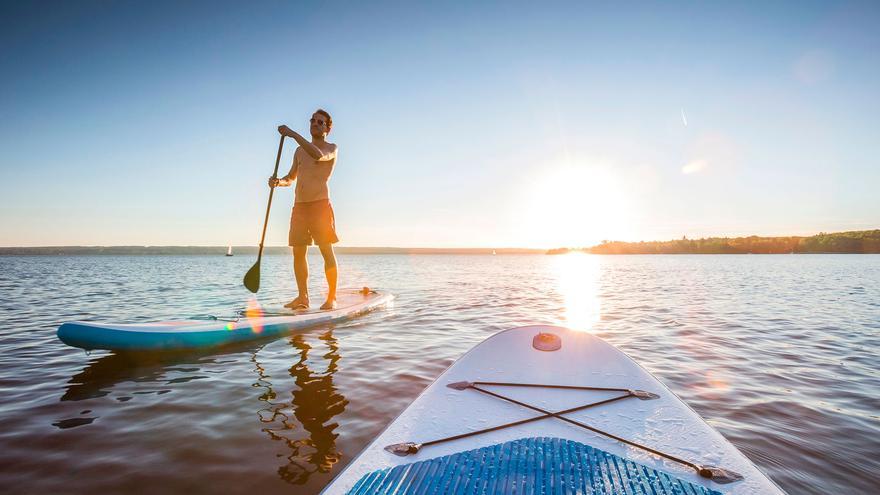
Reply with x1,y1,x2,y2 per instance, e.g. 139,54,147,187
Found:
1,2,878,248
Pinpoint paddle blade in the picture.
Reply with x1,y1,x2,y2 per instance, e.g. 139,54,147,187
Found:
243,261,261,293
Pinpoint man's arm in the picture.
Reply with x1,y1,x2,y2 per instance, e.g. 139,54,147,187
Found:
278,125,337,161
269,157,298,187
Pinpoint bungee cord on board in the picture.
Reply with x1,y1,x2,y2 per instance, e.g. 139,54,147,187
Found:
384,380,744,484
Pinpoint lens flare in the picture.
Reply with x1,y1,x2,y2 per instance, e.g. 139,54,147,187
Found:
245,297,265,334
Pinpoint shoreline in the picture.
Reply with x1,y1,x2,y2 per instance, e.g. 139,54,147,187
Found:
2,229,877,256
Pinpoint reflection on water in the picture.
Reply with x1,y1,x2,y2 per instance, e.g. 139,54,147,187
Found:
58,330,349,487
52,328,348,485
552,253,602,331
253,329,347,485
61,353,177,403
59,342,270,404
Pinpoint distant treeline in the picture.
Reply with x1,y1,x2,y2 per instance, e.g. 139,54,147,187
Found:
4,231,878,255
547,230,880,255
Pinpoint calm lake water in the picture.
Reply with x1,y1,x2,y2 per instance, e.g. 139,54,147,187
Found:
0,254,878,494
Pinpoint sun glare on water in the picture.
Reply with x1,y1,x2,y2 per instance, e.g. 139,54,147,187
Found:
552,252,602,332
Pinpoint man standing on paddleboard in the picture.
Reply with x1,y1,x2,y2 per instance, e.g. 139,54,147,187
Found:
268,109,339,310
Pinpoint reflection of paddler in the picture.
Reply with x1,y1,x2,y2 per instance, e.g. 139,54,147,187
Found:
254,330,347,485
288,331,347,480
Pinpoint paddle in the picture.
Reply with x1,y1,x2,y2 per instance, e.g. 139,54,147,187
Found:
243,134,286,293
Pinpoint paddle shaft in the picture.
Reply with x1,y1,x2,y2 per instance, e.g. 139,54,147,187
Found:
256,135,286,262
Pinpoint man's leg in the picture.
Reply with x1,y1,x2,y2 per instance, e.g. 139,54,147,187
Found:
284,245,310,309
318,243,337,310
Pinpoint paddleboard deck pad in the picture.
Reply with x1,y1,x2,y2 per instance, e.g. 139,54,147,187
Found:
57,289,392,351
323,325,784,494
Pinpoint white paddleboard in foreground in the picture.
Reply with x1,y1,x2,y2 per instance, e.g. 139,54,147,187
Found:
57,288,392,351
324,325,785,494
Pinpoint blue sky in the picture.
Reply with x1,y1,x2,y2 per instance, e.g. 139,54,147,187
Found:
1,1,878,248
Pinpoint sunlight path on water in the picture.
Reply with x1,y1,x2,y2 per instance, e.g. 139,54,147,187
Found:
552,252,602,332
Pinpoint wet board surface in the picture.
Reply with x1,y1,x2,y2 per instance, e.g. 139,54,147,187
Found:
322,325,785,494
57,289,392,351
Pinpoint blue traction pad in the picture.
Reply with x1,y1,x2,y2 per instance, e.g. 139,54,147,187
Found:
347,436,722,494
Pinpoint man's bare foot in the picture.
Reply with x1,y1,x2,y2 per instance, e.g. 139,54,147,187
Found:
320,299,337,310
284,296,309,310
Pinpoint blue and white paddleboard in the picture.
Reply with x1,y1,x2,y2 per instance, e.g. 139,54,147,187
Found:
57,289,392,351
323,325,785,494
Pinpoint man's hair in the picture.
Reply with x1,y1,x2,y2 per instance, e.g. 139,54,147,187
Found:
315,109,332,130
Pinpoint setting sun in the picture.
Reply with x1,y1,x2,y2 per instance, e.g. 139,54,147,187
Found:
520,160,634,249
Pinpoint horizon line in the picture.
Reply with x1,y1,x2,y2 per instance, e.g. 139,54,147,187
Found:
2,227,877,251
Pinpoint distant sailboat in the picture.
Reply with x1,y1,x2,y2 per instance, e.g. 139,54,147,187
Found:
226,246,233,257
492,249,497,255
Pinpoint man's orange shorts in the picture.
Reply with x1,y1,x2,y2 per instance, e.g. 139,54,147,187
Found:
288,199,339,246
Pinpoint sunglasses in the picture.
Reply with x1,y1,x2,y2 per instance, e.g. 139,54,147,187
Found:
310,118,327,126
